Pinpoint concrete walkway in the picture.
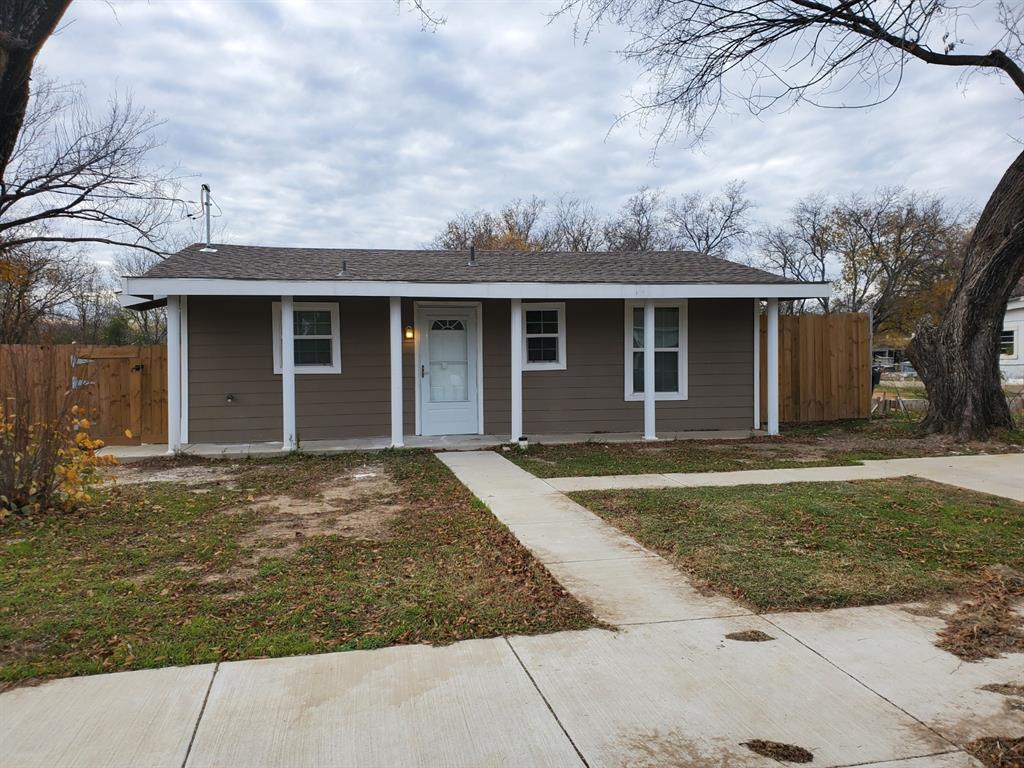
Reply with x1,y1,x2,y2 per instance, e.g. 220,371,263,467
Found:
546,452,1024,501
3,451,1021,767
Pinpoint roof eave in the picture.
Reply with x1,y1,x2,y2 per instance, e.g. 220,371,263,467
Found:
124,276,832,300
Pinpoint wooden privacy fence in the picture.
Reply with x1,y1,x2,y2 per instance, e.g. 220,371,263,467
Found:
0,345,167,445
759,313,872,424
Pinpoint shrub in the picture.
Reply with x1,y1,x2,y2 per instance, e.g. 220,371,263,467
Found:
0,347,117,517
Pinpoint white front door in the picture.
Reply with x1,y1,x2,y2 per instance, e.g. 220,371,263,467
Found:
418,306,479,436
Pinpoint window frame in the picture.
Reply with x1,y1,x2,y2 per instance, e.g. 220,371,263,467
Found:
522,301,567,371
272,301,342,375
1001,327,1017,359
623,300,688,401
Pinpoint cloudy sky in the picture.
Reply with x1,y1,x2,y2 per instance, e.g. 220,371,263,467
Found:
37,0,1023,255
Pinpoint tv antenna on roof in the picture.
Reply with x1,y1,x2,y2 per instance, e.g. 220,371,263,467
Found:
199,184,217,252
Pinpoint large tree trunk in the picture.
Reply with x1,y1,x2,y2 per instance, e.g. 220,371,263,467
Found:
0,1,72,179
907,149,1024,440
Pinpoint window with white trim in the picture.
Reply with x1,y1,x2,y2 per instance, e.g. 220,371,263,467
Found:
272,301,342,374
624,300,688,400
523,302,566,371
1001,328,1016,358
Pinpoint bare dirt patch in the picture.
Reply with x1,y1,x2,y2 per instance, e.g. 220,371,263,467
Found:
936,566,1024,661
741,739,814,763
111,463,241,487
206,464,405,583
964,737,1024,768
725,630,775,642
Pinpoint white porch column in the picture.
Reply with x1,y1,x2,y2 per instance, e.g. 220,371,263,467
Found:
389,296,404,448
281,295,297,450
643,299,656,440
166,295,181,453
766,297,780,435
510,298,523,442
752,298,760,431
179,296,189,444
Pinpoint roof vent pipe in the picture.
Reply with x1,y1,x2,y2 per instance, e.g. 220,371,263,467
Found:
468,245,477,267
339,259,349,277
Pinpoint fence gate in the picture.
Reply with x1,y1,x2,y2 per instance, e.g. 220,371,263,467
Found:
0,345,167,445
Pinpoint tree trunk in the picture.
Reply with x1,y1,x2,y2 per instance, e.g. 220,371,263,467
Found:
906,149,1024,440
0,1,72,179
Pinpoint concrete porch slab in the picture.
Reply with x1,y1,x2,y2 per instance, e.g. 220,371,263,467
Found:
100,430,754,462
0,663,215,768
185,638,583,768
509,619,955,768
766,604,1024,745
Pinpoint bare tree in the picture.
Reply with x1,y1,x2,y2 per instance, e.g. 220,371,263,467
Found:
431,197,548,250
544,194,603,251
665,179,752,258
0,236,92,342
758,193,834,312
560,0,1024,439
603,186,668,250
832,188,966,336
0,77,186,257
112,250,166,344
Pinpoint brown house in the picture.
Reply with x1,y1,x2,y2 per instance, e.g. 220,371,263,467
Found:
121,244,831,451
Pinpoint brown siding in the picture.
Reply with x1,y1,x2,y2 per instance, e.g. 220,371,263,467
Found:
188,296,412,444
187,296,752,443
519,299,753,434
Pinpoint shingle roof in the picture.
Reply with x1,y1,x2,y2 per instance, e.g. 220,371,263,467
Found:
140,243,810,285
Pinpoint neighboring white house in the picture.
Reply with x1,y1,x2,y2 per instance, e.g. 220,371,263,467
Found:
1002,278,1024,383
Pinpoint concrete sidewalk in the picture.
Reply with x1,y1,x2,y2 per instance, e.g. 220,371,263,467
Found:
546,452,1024,501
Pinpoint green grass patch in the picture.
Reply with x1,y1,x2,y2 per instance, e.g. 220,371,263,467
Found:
506,416,1022,478
0,451,595,685
571,478,1024,611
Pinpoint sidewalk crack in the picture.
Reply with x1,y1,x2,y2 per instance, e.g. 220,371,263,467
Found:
181,661,219,768
505,637,591,768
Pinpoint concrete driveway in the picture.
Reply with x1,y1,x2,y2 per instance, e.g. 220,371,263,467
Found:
2,452,1021,767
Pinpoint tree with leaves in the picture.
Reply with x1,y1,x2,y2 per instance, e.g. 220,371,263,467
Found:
560,0,1024,439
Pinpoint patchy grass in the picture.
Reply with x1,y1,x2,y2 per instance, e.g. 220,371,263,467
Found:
965,737,1024,768
0,451,596,686
507,416,1024,478
571,478,1024,612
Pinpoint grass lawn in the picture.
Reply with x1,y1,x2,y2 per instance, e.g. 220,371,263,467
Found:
0,451,596,686
507,416,1024,478
571,478,1024,611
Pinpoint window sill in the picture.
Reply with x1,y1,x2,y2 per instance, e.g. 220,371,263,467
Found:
273,365,342,375
524,362,567,372
624,392,688,402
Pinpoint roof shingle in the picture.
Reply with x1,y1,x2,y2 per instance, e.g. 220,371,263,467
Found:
140,243,809,285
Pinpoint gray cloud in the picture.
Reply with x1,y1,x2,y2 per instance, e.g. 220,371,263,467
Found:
37,0,1022,257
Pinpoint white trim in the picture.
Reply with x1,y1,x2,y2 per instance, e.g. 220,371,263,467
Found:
272,301,342,375
766,298,780,436
281,295,297,450
1000,326,1017,359
623,300,689,401
166,296,181,453
1006,298,1024,312
125,277,832,300
180,296,189,445
511,299,524,441
389,297,404,448
752,298,760,430
413,301,484,437
522,301,567,371
643,301,656,440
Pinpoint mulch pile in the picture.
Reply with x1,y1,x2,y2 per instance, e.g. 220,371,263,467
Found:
936,565,1024,661
725,630,776,642
741,739,814,763
964,737,1024,768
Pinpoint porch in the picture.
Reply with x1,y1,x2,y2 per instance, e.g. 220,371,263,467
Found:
158,294,789,453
